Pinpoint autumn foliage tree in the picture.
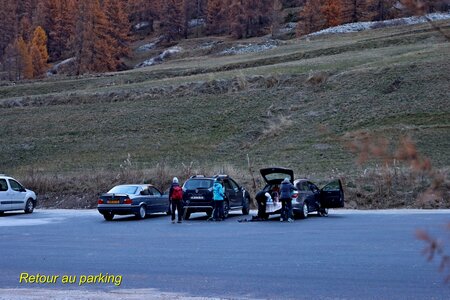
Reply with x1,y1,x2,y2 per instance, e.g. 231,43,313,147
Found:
1,0,449,79
297,0,324,36
206,0,227,35
30,26,49,78
16,37,33,80
321,0,344,28
74,0,116,74
104,0,131,61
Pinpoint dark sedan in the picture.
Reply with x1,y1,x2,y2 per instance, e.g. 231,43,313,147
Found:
255,167,344,220
97,184,170,221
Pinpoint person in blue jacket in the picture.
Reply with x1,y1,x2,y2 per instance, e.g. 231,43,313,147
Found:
212,179,225,221
280,177,295,222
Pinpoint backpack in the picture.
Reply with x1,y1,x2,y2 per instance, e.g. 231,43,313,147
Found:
172,185,183,200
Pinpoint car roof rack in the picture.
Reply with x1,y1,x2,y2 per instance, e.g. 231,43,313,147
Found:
213,174,229,178
190,175,205,178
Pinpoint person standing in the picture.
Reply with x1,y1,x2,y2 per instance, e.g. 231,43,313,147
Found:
169,177,183,223
279,177,294,222
212,179,225,221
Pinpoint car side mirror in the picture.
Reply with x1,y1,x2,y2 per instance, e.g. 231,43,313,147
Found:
21,188,26,193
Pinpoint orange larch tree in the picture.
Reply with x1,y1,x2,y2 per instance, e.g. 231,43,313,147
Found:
104,0,131,66
30,26,49,78
297,0,324,36
229,0,246,38
53,0,76,61
16,37,33,79
74,0,115,74
206,0,227,35
321,0,344,28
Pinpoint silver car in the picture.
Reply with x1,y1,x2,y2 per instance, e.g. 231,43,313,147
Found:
0,174,37,214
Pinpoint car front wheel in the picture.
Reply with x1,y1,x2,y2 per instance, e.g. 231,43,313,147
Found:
24,199,34,214
136,205,146,219
299,202,308,219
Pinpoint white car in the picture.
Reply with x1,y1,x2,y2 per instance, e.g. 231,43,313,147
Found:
0,174,37,214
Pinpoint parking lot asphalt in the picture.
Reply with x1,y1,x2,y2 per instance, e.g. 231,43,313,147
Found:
0,209,449,299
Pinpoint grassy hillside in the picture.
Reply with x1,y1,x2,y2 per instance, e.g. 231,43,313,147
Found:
1,21,449,208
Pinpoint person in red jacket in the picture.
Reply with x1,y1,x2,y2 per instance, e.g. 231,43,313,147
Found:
169,177,183,223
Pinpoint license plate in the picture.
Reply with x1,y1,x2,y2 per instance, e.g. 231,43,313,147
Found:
191,196,204,200
108,200,120,204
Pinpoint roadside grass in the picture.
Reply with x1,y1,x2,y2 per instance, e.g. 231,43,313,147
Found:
1,21,449,208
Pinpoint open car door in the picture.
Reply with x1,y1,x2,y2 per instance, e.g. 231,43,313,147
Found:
320,179,344,208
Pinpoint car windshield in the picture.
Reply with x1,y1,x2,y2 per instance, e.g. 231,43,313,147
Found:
108,186,139,194
184,179,213,190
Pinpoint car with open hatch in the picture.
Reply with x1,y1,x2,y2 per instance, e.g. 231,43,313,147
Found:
97,184,170,221
255,167,344,219
182,175,251,220
0,174,37,214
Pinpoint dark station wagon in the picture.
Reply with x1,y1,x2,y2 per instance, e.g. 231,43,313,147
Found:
97,184,170,221
255,167,344,219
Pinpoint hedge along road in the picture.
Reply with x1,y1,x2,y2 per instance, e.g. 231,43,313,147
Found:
0,209,449,299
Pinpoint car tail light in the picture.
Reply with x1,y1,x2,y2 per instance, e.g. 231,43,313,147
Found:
292,193,298,199
124,198,132,204
98,199,104,204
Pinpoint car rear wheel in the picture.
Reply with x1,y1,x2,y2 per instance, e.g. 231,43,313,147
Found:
318,208,329,217
136,205,146,219
299,203,308,219
103,212,114,221
223,201,230,219
242,197,250,215
24,199,34,214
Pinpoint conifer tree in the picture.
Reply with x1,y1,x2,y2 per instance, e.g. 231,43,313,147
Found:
321,0,344,28
369,0,398,21
206,0,227,35
160,0,184,42
104,0,131,60
229,0,246,38
0,0,18,57
54,0,76,60
341,0,371,23
30,26,49,77
271,0,284,37
74,0,115,74
297,0,324,36
16,37,33,79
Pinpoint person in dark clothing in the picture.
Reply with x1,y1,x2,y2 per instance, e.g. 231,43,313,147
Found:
279,177,295,222
168,177,183,223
